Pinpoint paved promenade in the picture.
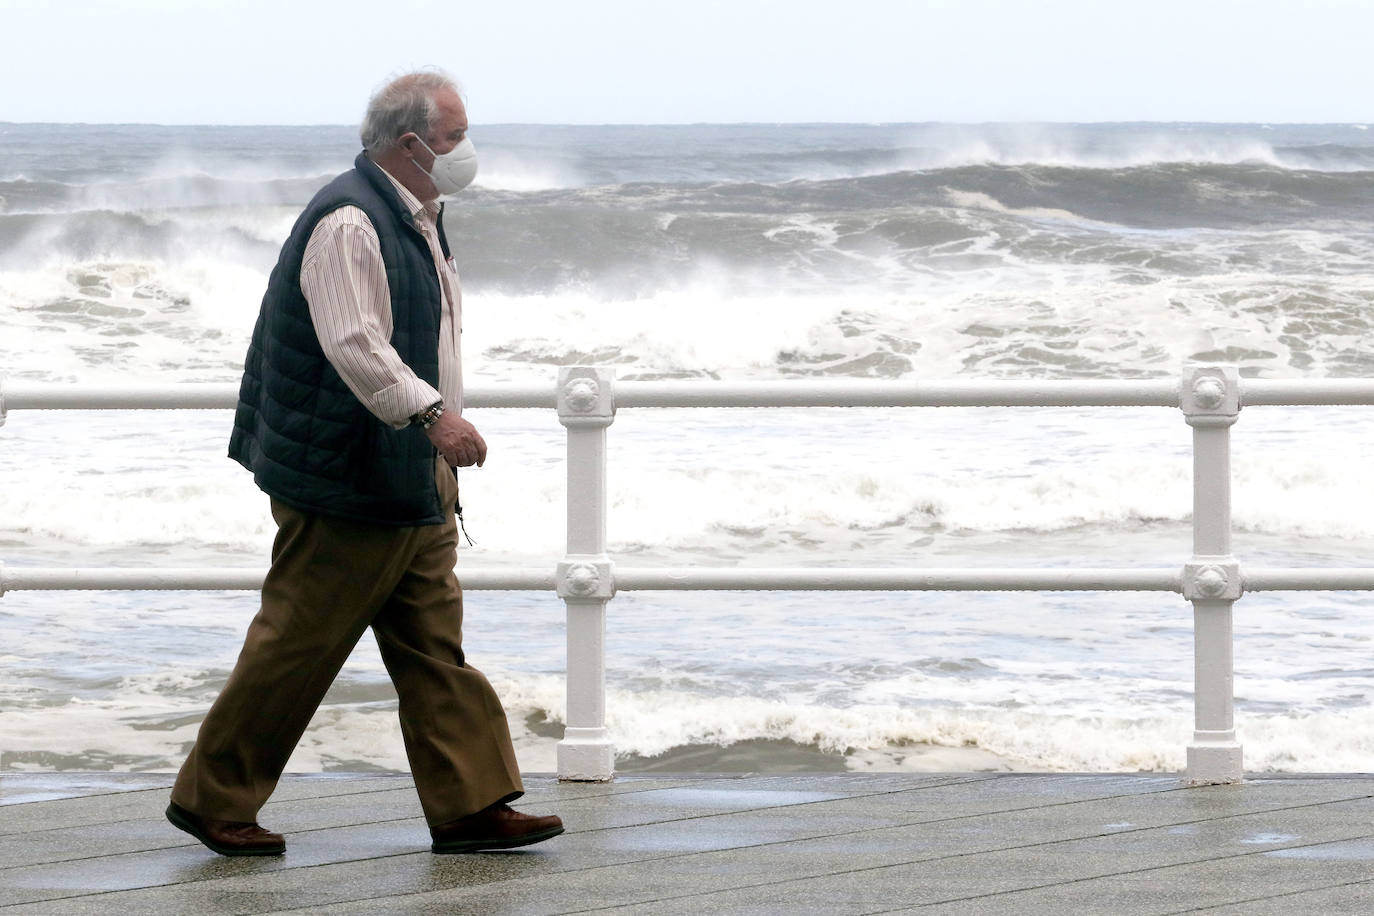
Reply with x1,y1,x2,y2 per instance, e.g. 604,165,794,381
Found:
3,771,1374,914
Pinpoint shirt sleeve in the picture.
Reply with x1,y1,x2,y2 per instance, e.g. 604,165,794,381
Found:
299,207,443,429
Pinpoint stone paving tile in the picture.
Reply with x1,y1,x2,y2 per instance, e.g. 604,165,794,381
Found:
604,901,877,916
0,776,413,836
705,779,1371,852
1178,876,1374,916
789,777,1186,825
0,788,172,837
935,809,1372,885
907,840,1374,915
828,800,1374,914
664,774,988,795
0,772,670,830
561,864,1017,915
519,776,706,800
802,780,1374,853
0,774,175,806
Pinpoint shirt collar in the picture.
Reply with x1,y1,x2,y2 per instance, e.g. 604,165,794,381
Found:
377,164,441,222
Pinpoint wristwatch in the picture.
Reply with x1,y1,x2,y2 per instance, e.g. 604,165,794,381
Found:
411,401,445,430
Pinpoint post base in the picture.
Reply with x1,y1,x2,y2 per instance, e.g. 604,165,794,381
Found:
557,729,615,782
1185,741,1243,785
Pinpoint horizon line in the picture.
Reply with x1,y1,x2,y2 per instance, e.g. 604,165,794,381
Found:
3,118,1372,130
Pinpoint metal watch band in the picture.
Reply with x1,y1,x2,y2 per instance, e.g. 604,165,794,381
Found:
413,402,445,430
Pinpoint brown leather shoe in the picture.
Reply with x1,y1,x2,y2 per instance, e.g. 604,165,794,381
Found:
166,802,285,857
430,803,564,853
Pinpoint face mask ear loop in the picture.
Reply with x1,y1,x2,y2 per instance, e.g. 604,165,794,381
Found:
410,135,437,180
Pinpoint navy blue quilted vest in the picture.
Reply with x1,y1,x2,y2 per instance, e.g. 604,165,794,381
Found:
229,151,450,526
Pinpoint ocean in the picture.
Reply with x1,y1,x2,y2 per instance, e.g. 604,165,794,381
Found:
2,121,1373,776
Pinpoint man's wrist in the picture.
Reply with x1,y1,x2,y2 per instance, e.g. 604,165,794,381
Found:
410,401,445,430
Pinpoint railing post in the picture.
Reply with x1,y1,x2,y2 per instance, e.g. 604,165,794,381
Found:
1181,365,1244,785
555,367,616,781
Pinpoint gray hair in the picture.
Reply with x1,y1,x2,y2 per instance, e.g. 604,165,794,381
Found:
360,70,461,154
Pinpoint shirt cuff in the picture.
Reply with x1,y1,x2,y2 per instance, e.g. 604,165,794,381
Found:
368,378,444,430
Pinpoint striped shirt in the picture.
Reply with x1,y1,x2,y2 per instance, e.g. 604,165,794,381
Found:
300,166,462,430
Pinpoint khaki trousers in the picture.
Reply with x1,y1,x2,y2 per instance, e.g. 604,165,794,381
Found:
171,458,523,826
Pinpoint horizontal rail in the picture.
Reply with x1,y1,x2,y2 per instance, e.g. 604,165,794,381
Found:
3,383,240,410
613,567,1183,591
1243,568,1374,591
613,380,1182,408
1242,379,1374,406
6,378,1374,413
0,566,553,593
0,382,554,411
6,565,1374,595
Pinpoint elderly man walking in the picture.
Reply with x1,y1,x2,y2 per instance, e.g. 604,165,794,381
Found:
166,69,562,857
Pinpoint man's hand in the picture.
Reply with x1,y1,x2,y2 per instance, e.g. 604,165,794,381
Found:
426,411,487,467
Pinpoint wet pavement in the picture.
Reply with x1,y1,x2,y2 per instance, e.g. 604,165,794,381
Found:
3,772,1374,913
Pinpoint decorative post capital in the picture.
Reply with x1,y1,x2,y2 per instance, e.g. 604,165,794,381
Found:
1181,365,1240,427
1182,559,1243,601
556,557,616,600
557,367,615,428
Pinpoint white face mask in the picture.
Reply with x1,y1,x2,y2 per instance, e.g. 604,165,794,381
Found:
414,136,478,195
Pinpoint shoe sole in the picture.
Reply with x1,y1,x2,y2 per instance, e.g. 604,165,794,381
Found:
431,824,565,854
165,803,285,857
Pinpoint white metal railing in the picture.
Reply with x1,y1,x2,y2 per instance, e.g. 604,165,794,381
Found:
4,366,1374,785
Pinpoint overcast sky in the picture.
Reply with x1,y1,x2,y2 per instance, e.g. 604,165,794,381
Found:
4,0,1371,125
